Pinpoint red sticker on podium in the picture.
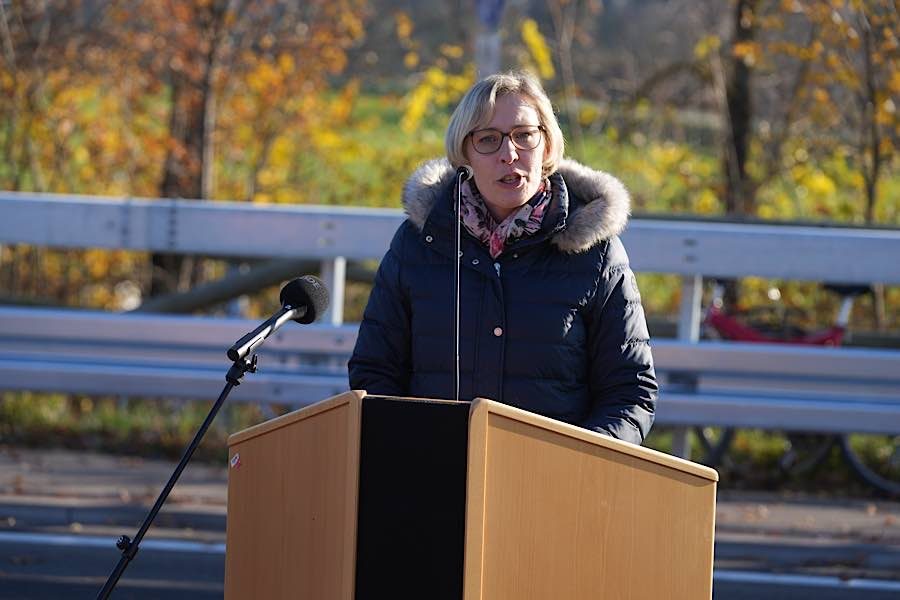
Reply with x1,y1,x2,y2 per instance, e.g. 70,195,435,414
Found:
230,453,242,469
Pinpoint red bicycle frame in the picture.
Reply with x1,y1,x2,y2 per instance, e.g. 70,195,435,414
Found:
703,283,856,346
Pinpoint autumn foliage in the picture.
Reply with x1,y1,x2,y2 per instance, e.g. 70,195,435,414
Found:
0,0,896,326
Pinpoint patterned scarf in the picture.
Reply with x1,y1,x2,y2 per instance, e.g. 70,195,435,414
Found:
457,177,553,258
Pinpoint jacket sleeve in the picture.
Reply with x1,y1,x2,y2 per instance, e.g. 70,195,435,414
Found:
580,236,658,444
348,224,413,395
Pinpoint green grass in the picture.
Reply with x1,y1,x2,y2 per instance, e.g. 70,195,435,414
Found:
3,390,897,497
644,426,897,497
0,392,282,463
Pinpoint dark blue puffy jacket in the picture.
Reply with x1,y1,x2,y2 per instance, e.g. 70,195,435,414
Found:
348,158,657,444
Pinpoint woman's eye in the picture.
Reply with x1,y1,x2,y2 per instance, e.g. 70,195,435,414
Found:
478,133,499,144
513,129,538,144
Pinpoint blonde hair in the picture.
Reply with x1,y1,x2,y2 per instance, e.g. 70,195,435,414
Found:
445,71,564,176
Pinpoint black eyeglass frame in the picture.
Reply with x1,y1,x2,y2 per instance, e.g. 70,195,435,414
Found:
467,125,546,155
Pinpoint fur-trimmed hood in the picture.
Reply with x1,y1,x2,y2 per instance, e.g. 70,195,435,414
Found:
401,158,631,253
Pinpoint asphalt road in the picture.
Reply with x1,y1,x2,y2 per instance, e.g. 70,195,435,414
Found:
2,448,899,599
0,534,224,599
2,531,900,599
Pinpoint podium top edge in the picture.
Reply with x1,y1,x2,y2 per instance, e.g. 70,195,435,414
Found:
471,399,719,483
226,392,465,447
227,390,366,446
225,393,718,483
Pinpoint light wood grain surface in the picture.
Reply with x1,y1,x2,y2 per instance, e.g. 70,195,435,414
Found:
465,399,716,600
225,391,362,600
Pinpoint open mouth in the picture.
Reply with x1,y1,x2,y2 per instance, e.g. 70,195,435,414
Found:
498,173,523,185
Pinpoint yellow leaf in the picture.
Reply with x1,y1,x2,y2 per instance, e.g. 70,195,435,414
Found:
440,44,464,59
694,189,719,214
395,12,413,41
694,35,721,60
520,19,555,80
278,53,295,75
803,170,837,198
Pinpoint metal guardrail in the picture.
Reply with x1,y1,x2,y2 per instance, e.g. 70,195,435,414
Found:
0,306,355,406
1,192,899,444
2,192,899,283
652,340,900,433
2,306,898,434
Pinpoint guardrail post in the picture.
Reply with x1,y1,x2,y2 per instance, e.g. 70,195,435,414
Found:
320,257,346,325
671,274,703,459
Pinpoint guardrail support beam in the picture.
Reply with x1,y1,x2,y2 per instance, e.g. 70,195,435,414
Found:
671,274,704,459
321,257,346,325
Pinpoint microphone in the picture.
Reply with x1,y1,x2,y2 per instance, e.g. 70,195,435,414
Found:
456,165,473,181
227,275,330,362
279,275,330,324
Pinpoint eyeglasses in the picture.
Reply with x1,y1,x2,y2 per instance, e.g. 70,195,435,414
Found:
468,125,545,155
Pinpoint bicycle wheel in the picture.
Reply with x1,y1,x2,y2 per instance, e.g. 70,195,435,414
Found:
779,433,837,476
694,428,788,488
840,434,900,497
693,426,735,467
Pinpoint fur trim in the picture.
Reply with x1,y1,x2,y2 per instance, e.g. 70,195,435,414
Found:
551,158,631,253
401,157,630,254
402,158,457,231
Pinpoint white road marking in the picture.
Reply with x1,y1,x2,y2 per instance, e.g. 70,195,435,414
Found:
3,531,899,593
714,569,900,591
0,530,225,554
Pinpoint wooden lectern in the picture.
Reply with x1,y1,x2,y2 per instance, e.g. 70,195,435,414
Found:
225,391,718,599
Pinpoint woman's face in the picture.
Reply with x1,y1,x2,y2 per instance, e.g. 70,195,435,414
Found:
465,94,548,222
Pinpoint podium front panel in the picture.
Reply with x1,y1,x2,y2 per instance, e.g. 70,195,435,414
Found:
464,400,717,600
225,392,363,599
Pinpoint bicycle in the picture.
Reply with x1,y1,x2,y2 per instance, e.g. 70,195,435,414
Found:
695,281,900,496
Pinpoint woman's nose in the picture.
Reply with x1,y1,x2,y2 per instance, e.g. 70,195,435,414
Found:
498,138,518,163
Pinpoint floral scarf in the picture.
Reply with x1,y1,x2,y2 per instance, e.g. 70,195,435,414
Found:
457,178,553,258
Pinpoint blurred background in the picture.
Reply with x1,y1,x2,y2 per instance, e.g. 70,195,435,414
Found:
1,0,898,494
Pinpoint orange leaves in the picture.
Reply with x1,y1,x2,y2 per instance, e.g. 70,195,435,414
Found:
732,41,761,67
339,10,365,41
812,87,830,104
246,60,283,94
395,12,414,42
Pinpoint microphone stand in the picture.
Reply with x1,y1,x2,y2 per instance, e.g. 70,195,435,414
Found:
96,353,259,599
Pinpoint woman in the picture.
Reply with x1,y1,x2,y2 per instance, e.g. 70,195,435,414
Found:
349,71,656,445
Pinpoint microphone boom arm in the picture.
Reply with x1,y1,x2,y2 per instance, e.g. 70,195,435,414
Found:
227,304,305,362
97,275,327,599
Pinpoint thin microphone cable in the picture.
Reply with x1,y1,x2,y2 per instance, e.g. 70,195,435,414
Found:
453,165,472,403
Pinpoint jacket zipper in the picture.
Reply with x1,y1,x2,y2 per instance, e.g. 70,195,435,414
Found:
494,262,501,277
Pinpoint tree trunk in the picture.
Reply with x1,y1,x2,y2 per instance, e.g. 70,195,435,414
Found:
722,0,757,217
151,75,206,297
547,0,584,159
858,10,886,331
149,2,229,299
474,0,506,77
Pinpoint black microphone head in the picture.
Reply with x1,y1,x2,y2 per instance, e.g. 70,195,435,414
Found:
456,165,473,181
280,275,330,324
